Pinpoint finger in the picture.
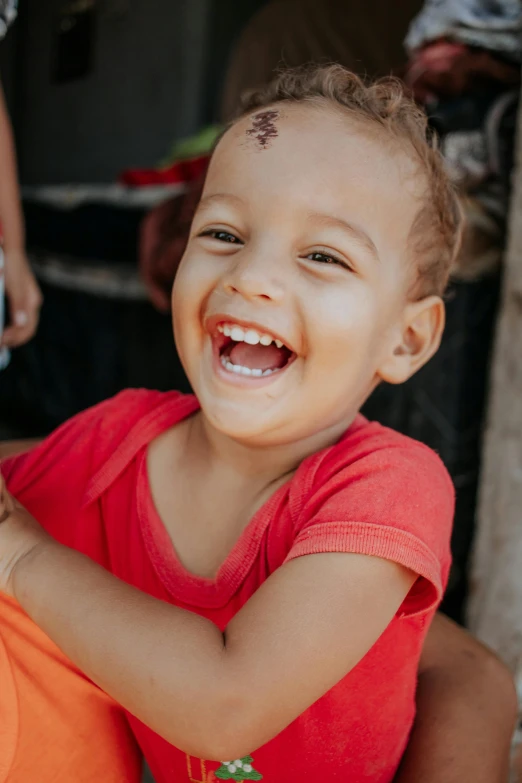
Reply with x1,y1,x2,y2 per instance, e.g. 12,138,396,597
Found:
2,318,38,347
2,307,40,347
4,276,43,340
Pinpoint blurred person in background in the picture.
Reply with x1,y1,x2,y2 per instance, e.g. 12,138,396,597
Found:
404,0,520,281
0,0,42,360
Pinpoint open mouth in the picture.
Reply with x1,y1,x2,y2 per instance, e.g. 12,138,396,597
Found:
212,321,296,378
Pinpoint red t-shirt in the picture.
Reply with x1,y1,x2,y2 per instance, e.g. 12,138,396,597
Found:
2,389,454,783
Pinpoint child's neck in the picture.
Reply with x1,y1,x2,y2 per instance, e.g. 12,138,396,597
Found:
147,409,356,579
190,410,354,490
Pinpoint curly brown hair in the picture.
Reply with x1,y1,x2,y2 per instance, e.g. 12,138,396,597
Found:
230,64,463,298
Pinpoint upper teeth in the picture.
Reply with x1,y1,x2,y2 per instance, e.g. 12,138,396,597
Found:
218,323,284,349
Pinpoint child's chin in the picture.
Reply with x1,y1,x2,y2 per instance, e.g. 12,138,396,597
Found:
203,398,281,443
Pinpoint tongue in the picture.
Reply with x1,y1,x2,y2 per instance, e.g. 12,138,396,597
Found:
229,341,288,371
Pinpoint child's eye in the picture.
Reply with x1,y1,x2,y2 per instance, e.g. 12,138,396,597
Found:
306,251,350,270
201,229,241,244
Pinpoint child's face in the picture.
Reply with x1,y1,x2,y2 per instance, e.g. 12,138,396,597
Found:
173,103,443,447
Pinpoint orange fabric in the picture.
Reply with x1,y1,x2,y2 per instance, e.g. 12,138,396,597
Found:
0,594,142,783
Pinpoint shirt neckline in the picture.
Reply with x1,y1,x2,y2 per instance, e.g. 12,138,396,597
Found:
133,394,367,609
137,449,291,609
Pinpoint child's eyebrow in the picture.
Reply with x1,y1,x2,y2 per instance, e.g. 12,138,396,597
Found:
197,193,245,212
308,212,380,262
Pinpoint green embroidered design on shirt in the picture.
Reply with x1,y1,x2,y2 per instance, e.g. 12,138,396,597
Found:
214,756,263,780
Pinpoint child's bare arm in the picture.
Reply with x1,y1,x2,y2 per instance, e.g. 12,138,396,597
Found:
395,613,516,783
0,486,415,761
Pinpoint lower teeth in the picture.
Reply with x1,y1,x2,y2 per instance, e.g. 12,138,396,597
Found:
221,356,275,376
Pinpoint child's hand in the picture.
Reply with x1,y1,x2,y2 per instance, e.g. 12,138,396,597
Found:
0,474,50,598
2,248,43,348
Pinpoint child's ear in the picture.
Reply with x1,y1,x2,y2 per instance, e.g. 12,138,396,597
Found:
378,296,445,385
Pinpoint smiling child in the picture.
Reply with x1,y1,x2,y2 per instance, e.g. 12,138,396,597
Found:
0,65,472,783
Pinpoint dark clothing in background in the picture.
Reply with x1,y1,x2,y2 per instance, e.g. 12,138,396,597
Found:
220,0,423,120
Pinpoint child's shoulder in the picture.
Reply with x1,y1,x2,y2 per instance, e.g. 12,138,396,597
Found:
2,389,197,497
287,416,455,617
89,387,192,428
293,414,454,560
309,413,452,493
77,387,194,447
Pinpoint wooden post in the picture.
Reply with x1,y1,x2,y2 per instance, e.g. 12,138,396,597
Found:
468,90,522,683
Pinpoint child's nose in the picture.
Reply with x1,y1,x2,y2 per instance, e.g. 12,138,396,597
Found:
222,250,286,303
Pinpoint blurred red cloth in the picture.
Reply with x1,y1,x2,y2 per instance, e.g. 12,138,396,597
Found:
119,154,209,187
404,39,520,102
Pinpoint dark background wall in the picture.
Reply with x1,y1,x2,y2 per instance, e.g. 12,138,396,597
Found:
0,0,268,184
15,0,212,183
0,0,263,185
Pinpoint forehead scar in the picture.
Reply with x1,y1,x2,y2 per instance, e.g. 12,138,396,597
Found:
246,110,280,149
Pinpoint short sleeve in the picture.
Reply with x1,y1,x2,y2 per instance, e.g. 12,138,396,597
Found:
0,0,17,39
285,437,454,617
